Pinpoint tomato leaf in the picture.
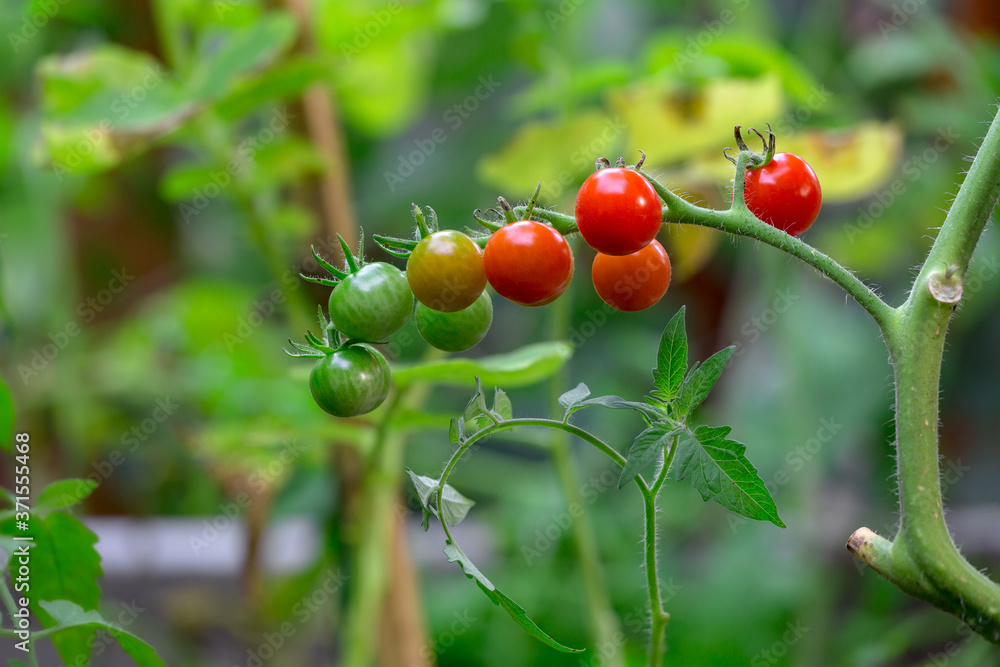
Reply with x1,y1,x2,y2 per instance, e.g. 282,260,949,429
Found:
672,345,735,420
443,540,584,654
557,383,591,412
39,600,167,667
651,307,688,404
567,395,661,422
185,12,298,101
0,512,103,665
34,479,98,512
493,388,512,420
392,342,572,388
618,426,682,488
406,470,475,531
673,426,784,527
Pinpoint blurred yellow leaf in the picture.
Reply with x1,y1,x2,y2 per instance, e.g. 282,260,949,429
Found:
777,122,902,203
608,74,785,164
476,110,623,199
687,121,902,204
662,223,720,283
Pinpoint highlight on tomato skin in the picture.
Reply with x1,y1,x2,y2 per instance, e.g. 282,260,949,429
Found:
483,220,575,307
575,167,663,256
743,152,822,237
591,239,672,312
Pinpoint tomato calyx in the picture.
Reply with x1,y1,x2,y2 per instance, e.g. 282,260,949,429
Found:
373,203,462,258
300,231,372,287
284,307,384,358
725,123,776,171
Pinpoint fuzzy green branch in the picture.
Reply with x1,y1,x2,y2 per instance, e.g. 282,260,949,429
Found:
434,417,678,667
854,106,1000,644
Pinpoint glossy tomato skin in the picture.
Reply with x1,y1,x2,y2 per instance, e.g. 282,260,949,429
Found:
416,290,493,352
329,263,413,342
592,239,671,312
406,231,487,312
575,168,662,256
309,345,390,417
744,152,822,236
483,221,574,307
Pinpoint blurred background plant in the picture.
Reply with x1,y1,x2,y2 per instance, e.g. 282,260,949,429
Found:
1,0,999,665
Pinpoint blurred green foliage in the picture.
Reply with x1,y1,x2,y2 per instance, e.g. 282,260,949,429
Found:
1,0,1000,665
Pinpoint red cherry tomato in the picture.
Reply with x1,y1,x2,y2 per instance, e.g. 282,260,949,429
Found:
483,221,574,307
592,239,672,312
575,167,662,256
743,152,822,236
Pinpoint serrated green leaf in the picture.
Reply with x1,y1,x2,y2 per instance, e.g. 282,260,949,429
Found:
618,426,681,488
568,395,662,422
493,388,512,420
0,381,12,452
34,479,98,512
406,470,475,529
392,342,573,388
40,600,167,667
557,383,591,411
444,540,583,654
0,512,103,664
672,346,735,420
651,307,687,404
673,426,784,527
215,57,328,120
186,13,298,101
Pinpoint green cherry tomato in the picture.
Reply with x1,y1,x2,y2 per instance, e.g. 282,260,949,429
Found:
416,290,493,352
406,230,487,313
309,345,390,417
328,262,413,342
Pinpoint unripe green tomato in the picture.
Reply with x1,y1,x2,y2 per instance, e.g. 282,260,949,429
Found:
328,262,413,342
416,291,493,352
406,230,487,312
309,345,390,417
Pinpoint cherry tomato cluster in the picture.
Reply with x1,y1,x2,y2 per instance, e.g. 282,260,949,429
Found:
288,131,823,419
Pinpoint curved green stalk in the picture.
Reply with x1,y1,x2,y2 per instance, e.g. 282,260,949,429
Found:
435,418,680,666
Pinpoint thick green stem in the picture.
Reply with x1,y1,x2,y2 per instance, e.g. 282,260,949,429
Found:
845,108,1000,643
